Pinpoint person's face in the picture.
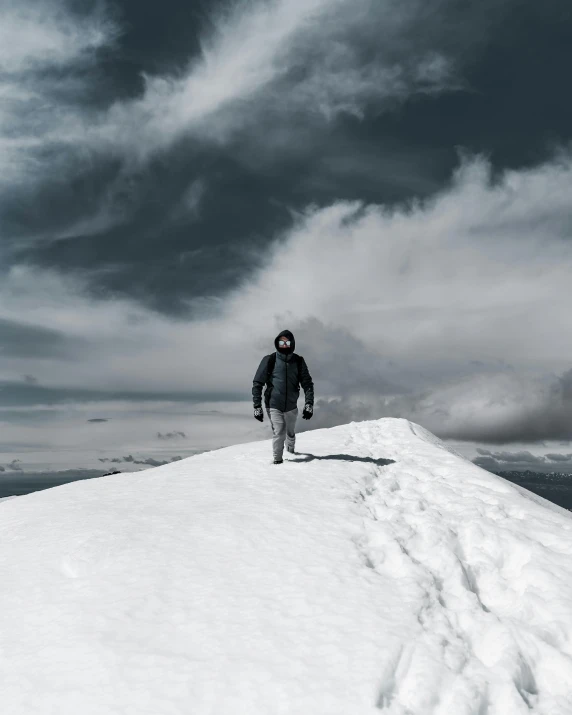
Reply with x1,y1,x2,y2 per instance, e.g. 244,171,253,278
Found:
278,336,291,349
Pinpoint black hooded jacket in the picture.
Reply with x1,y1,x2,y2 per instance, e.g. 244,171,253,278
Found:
252,330,314,412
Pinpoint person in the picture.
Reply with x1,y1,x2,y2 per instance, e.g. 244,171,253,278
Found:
252,330,314,464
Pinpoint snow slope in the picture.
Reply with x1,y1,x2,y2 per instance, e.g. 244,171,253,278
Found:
1,417,572,714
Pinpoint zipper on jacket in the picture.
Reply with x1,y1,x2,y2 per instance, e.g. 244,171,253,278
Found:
284,360,288,411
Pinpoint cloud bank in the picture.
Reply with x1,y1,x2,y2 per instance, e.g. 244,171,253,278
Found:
473,447,572,474
0,0,118,187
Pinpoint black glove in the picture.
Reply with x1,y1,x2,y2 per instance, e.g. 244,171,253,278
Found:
254,407,264,422
302,404,313,420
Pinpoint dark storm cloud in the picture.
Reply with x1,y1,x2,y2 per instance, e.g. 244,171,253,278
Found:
0,318,82,358
12,155,292,313
447,369,572,444
157,431,186,440
5,0,571,314
472,456,514,472
472,456,500,470
113,0,204,75
5,460,23,472
0,380,243,408
545,453,572,462
87,418,111,423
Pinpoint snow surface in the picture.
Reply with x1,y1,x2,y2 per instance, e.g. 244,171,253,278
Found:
1,417,572,714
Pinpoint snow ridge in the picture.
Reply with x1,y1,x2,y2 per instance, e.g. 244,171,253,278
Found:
351,420,572,713
1,417,571,714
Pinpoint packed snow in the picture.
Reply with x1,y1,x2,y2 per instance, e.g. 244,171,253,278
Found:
1,417,572,714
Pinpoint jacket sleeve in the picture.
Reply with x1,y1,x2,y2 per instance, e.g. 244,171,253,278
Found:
298,357,314,406
252,355,270,408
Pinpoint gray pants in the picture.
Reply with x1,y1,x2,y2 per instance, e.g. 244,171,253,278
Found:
266,407,298,459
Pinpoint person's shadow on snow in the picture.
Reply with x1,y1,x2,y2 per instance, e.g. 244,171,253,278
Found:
289,453,395,468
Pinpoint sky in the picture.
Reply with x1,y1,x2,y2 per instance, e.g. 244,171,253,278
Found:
1,0,572,478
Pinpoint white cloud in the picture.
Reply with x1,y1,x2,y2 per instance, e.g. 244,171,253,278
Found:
227,154,572,372
0,0,114,72
0,0,118,188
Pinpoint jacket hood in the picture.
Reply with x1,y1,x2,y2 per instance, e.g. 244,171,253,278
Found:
274,329,295,353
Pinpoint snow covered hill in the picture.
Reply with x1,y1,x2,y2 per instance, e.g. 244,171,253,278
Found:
1,418,572,714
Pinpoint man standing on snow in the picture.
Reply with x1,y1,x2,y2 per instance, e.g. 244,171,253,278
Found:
252,330,314,464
